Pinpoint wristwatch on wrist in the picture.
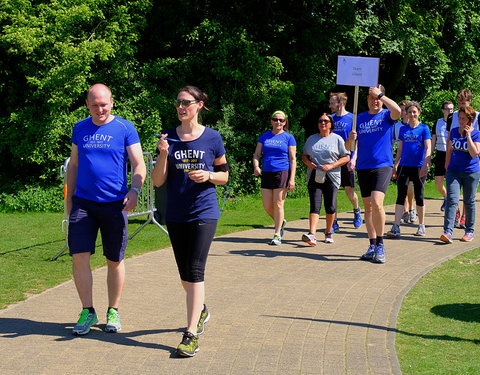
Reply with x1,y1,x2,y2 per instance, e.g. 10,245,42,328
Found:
209,172,214,181
130,187,140,195
377,93,384,100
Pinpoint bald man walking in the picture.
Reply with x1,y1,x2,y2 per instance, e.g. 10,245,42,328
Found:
66,84,146,335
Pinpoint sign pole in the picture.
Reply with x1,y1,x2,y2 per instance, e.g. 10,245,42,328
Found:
351,85,359,151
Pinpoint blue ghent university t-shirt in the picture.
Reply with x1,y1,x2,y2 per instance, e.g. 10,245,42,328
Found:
72,116,140,202
356,109,396,169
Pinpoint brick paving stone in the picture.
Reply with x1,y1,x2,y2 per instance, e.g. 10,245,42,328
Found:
1,197,479,374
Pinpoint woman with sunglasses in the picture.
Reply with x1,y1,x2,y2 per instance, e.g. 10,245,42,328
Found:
253,110,297,245
301,113,350,244
152,86,229,357
440,105,480,243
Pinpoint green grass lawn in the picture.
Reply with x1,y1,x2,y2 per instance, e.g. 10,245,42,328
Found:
396,247,480,375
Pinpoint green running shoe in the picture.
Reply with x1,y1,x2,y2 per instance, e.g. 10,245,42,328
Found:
72,308,98,336
105,308,121,333
177,331,199,357
197,304,210,335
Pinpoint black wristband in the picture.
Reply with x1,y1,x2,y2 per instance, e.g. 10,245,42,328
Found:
377,93,384,100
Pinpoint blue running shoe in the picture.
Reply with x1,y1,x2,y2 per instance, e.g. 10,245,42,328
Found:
332,221,340,233
353,210,362,228
387,224,401,238
280,219,287,237
373,244,386,264
360,244,376,261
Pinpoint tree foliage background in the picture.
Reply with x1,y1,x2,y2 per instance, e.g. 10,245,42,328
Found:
1,0,480,204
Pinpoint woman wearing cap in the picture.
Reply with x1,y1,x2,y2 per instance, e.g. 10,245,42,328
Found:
253,111,296,245
301,112,350,245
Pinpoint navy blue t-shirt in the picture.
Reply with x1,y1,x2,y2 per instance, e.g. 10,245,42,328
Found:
163,126,226,222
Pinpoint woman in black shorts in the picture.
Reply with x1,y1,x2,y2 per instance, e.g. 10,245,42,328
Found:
253,111,297,245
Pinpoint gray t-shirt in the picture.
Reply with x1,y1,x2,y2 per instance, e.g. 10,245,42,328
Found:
303,132,349,188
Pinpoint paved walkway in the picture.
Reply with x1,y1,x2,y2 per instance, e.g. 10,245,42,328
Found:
1,198,479,374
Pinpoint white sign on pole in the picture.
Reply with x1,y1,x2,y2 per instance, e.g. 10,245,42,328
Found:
336,55,379,87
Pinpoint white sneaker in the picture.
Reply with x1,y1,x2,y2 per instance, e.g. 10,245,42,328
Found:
415,224,426,237
325,233,334,244
302,233,317,246
409,209,418,223
269,234,281,245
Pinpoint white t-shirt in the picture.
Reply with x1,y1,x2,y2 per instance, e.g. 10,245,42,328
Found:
433,118,448,152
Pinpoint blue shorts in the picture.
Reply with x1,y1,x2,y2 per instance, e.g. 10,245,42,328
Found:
68,196,128,262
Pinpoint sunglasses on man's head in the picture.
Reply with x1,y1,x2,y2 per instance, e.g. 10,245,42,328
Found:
271,118,286,123
174,99,200,108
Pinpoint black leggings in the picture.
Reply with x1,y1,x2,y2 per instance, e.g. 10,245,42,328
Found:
396,165,426,207
308,173,338,215
166,220,217,283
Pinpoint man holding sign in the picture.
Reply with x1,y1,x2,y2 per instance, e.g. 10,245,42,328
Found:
347,85,401,263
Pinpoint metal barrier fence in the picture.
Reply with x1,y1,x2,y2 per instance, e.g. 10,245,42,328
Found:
52,151,168,261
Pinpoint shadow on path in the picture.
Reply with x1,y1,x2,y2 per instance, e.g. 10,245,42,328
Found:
266,315,480,345
0,318,179,352
228,249,359,261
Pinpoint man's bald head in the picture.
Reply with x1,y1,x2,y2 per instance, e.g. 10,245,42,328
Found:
87,83,112,101
86,83,114,126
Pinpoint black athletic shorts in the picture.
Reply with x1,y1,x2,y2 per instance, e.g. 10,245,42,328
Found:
340,164,355,188
261,170,290,189
434,151,446,177
357,167,392,197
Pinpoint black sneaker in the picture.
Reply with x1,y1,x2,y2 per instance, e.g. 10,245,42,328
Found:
177,331,199,357
197,304,210,335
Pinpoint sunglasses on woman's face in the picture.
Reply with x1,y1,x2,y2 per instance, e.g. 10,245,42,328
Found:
174,99,200,108
318,119,330,124
271,118,286,123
